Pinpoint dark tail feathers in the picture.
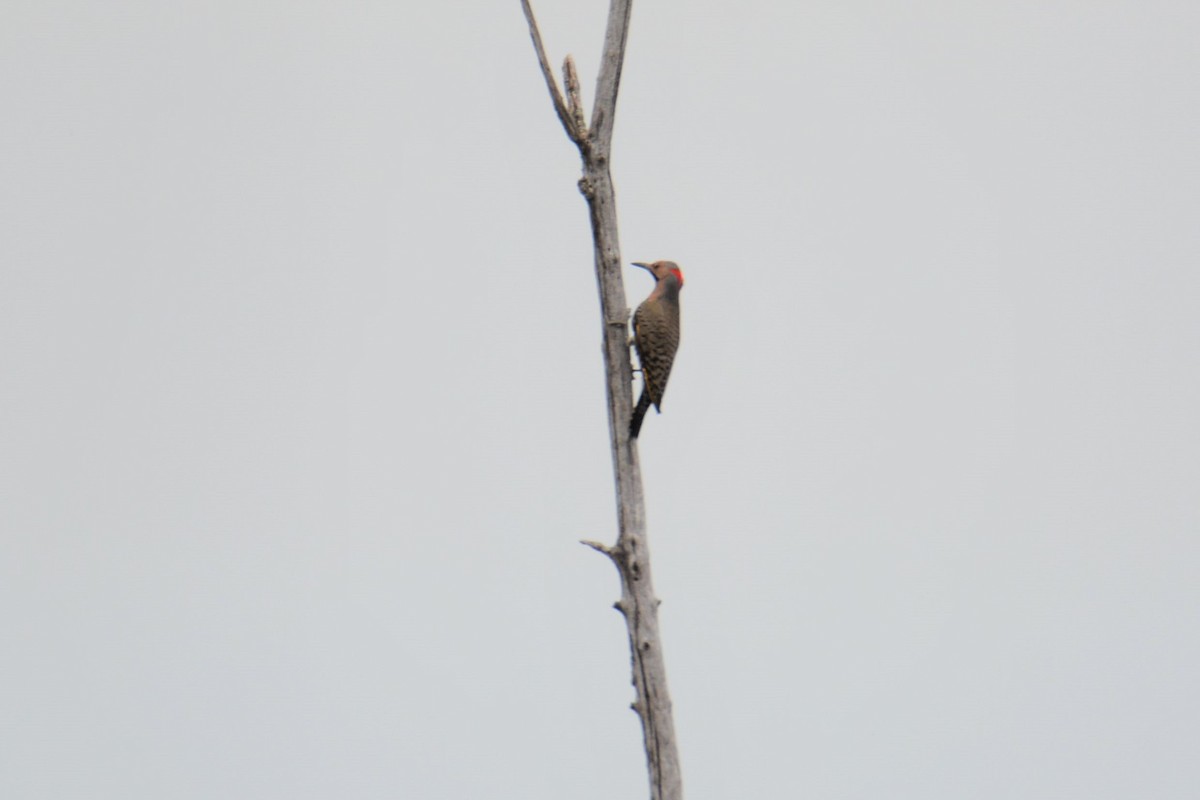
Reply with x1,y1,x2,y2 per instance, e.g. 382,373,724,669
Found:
629,390,653,438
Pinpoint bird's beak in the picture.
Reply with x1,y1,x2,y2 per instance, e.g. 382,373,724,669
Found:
632,262,651,270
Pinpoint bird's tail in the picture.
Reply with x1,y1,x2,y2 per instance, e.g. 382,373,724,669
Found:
629,390,653,438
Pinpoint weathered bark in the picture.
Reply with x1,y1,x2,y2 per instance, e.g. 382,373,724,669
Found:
519,3,683,799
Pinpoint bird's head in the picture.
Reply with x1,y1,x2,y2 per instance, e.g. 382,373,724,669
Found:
632,260,684,288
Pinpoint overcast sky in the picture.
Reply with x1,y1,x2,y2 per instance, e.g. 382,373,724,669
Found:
2,2,1198,798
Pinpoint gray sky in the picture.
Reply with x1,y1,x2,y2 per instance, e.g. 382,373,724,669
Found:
3,1,1198,798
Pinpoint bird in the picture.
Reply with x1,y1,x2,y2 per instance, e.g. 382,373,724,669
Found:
629,260,684,438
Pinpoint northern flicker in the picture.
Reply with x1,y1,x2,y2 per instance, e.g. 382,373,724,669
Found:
629,260,684,438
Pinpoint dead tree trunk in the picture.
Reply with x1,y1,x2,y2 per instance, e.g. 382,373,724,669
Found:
519,3,683,799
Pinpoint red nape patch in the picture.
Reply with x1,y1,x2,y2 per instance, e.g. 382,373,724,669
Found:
671,268,685,287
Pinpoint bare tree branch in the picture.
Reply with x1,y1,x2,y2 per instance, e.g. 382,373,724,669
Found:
563,56,588,140
589,0,634,148
581,538,617,558
518,0,581,143
519,3,683,800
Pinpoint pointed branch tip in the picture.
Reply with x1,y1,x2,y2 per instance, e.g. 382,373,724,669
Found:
519,0,582,143
581,539,617,559
563,56,588,138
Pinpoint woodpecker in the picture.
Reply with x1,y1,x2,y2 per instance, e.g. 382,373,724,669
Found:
629,260,684,438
